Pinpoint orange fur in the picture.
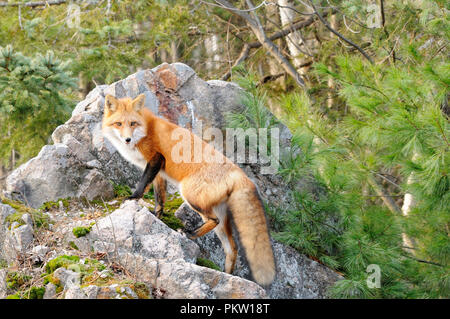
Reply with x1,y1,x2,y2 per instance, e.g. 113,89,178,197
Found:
102,94,276,286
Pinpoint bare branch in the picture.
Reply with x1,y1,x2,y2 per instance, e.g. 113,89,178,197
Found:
245,0,305,86
218,0,332,85
0,0,67,8
305,0,374,64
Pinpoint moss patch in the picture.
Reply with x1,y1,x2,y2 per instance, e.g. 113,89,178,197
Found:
40,198,70,211
72,225,92,238
22,286,46,299
142,192,184,230
44,255,81,274
1,197,51,229
68,241,80,250
196,258,221,272
6,286,46,299
113,184,132,197
131,282,151,299
6,272,32,290
44,255,106,281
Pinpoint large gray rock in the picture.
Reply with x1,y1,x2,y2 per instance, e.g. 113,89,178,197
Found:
5,62,293,208
0,269,6,299
0,203,15,262
64,284,139,299
117,252,266,299
53,267,81,290
86,200,199,263
0,203,15,224
2,223,34,264
175,203,342,299
66,200,266,299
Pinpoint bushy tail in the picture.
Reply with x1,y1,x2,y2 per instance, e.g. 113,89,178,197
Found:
227,184,276,286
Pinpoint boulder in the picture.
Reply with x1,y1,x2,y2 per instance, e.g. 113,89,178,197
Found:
5,62,293,208
175,203,342,299
2,223,34,264
53,267,81,289
117,252,266,299
0,269,6,299
86,200,199,263
0,203,15,224
0,203,15,261
43,283,57,299
74,200,266,299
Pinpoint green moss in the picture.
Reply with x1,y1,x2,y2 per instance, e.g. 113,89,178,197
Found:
6,286,46,299
72,226,92,238
2,197,51,229
40,198,70,211
196,258,221,272
42,272,61,286
160,211,184,230
6,272,32,290
0,259,7,269
44,255,106,290
157,193,184,230
83,258,106,274
113,184,132,197
45,255,80,274
22,286,46,299
164,193,184,213
83,197,122,213
69,241,79,250
131,282,150,299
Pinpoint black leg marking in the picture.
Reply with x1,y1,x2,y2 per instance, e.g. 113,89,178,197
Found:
128,154,164,199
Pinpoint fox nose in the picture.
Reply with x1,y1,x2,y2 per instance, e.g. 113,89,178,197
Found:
125,137,131,143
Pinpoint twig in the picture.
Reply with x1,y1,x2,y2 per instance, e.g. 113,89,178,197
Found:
0,0,67,7
304,0,374,64
220,8,333,81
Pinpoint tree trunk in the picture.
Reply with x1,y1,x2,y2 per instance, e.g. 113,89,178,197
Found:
204,34,221,71
327,14,337,109
278,0,307,73
266,1,286,90
401,153,418,254
170,40,179,63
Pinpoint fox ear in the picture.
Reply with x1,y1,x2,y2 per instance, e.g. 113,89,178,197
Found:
132,94,145,111
105,95,118,113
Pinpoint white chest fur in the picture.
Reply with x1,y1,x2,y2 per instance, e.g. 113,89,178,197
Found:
103,130,147,170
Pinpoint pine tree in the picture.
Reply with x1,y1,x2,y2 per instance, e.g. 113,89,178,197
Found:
0,45,76,167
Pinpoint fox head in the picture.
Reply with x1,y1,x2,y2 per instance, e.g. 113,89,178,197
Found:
102,94,147,147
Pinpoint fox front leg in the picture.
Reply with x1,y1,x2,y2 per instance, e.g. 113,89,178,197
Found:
153,175,166,218
128,153,164,200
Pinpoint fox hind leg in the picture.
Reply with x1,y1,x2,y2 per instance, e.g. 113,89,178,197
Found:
184,208,219,239
179,192,219,239
213,202,237,274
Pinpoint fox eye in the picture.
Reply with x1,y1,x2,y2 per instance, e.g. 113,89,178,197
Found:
130,121,138,127
114,122,122,127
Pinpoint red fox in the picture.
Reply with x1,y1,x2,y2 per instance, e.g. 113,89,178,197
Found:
102,93,275,286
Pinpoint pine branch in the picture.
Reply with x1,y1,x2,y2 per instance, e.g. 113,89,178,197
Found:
367,175,401,214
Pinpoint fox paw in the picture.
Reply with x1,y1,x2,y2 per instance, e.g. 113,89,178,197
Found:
154,209,163,218
183,228,197,240
127,193,142,200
